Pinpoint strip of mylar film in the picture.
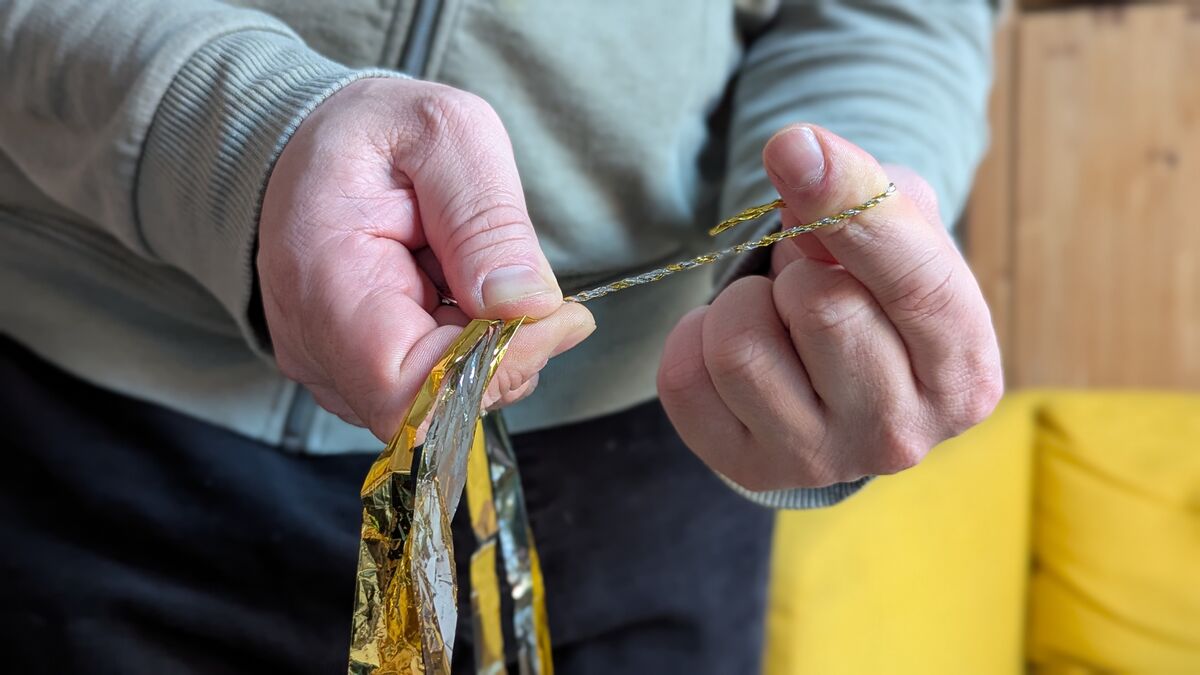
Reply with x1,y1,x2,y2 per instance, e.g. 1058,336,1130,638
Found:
465,420,506,675
464,413,554,675
350,318,524,674
349,184,896,674
480,414,554,674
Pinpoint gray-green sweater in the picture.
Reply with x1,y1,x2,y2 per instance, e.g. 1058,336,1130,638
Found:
0,0,995,509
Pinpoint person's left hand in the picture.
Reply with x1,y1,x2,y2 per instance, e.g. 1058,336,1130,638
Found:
657,124,1003,492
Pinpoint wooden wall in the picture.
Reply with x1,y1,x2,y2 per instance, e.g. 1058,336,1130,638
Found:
965,2,1200,390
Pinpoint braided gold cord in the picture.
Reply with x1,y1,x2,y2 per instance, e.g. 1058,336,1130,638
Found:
709,198,786,236
563,183,896,304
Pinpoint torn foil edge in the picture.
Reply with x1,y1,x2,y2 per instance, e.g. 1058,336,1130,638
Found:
349,319,523,674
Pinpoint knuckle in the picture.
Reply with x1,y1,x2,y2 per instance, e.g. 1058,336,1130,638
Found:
874,424,930,475
442,193,534,260
906,171,935,197
657,353,704,400
485,372,540,410
956,361,1005,432
415,87,498,139
513,373,540,399
882,165,941,223
905,173,942,222
930,343,1005,434
886,252,958,325
793,276,875,338
492,359,543,399
704,325,777,382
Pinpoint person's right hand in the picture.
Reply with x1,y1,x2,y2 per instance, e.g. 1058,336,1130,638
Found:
258,78,595,442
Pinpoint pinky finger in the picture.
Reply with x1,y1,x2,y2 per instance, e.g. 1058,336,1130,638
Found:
484,373,540,411
657,307,763,488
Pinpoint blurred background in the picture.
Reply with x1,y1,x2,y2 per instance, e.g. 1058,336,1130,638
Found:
966,0,1198,391
763,3,1200,673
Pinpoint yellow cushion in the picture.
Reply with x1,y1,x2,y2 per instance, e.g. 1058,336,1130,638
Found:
1028,392,1200,673
764,393,1040,675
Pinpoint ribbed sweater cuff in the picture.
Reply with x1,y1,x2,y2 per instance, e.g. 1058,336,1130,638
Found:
720,474,873,510
137,30,404,352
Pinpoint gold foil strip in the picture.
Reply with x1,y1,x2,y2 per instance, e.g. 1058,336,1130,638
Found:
563,183,896,303
350,318,523,674
481,414,554,675
463,413,555,675
466,420,507,675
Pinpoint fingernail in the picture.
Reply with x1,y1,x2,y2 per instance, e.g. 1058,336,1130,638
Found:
778,126,826,189
481,265,556,309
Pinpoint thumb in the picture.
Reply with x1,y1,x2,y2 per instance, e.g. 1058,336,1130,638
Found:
761,124,948,296
404,90,561,320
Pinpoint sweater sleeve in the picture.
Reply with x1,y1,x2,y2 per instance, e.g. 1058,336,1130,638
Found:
716,0,997,509
0,0,401,349
721,0,996,228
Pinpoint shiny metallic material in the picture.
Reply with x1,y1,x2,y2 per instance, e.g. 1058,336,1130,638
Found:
708,198,786,236
481,414,554,675
350,318,523,674
349,184,896,674
463,413,554,675
563,183,896,303
466,421,506,675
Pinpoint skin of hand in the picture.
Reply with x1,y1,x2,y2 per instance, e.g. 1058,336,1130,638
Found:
658,124,1004,492
258,78,595,442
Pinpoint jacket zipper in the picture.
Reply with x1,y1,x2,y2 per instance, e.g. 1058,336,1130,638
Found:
398,0,444,76
280,385,318,452
281,0,445,453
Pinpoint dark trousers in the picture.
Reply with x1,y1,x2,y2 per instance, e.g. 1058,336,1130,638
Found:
0,336,774,674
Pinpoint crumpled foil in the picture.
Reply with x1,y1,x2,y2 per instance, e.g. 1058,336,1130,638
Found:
349,318,552,675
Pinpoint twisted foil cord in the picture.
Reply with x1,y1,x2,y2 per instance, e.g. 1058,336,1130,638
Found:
481,414,554,675
466,421,507,675
464,404,553,675
563,184,896,304
708,198,785,236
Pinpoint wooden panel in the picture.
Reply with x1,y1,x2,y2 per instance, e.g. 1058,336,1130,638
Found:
1013,4,1200,388
1020,0,1095,9
1019,0,1178,10
965,17,1016,385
